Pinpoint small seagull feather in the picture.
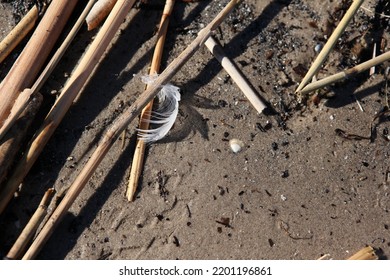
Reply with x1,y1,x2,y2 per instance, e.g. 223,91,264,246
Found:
137,75,181,143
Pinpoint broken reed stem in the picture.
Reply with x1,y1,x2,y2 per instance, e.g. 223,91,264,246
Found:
295,0,364,93
347,246,378,260
0,5,38,64
127,0,175,202
0,0,78,128
86,0,118,30
298,50,390,95
22,0,242,259
204,36,266,113
6,188,55,260
0,0,97,142
0,92,42,185
0,0,137,216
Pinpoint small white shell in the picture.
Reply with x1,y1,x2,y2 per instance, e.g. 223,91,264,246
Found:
229,138,244,153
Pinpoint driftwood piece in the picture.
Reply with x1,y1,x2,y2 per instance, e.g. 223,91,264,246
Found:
0,0,78,127
22,0,242,260
0,5,38,64
0,92,42,186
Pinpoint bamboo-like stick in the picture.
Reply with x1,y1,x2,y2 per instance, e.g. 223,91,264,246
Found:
295,0,364,94
6,188,55,260
0,0,78,128
0,0,97,142
126,0,175,202
204,36,266,113
22,0,242,259
86,0,118,31
0,5,38,64
0,0,137,216
0,92,42,185
298,50,390,95
347,246,378,260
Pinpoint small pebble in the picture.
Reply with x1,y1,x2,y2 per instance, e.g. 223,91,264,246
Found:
314,43,323,53
229,139,244,153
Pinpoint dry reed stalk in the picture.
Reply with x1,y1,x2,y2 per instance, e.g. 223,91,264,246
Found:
22,0,242,259
0,0,137,216
204,36,266,113
0,0,78,128
347,246,378,260
126,0,175,201
0,92,42,185
369,43,376,76
0,0,97,142
86,0,118,30
5,188,55,260
295,0,364,94
0,5,38,64
298,50,390,95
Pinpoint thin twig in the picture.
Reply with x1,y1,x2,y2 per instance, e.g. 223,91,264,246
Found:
361,6,390,19
22,0,242,260
6,188,55,260
204,35,266,113
295,0,364,94
384,66,389,108
127,0,175,201
298,50,390,95
0,5,38,64
0,0,138,216
369,43,376,76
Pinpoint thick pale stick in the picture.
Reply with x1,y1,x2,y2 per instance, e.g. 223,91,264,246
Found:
204,36,266,113
6,189,55,260
86,0,118,31
347,246,378,260
0,0,97,142
127,0,175,202
0,0,137,216
23,0,242,259
295,0,364,93
0,5,38,64
298,50,390,95
0,0,78,127
0,92,42,185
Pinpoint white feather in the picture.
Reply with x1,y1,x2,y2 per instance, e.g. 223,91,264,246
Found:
137,76,181,143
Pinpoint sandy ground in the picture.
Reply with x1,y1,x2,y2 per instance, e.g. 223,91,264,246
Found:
0,0,389,260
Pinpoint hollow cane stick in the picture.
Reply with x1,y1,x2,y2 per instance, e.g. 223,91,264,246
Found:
22,0,242,259
0,0,137,216
295,0,364,94
6,189,54,260
204,36,266,113
127,0,175,201
0,5,38,64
